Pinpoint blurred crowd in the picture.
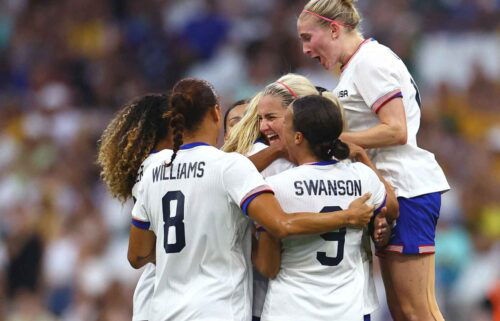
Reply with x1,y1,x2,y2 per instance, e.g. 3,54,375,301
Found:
0,0,498,320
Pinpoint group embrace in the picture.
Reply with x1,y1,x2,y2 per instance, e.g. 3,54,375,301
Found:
97,1,449,320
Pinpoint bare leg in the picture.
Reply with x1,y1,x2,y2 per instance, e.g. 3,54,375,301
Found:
427,255,445,321
379,255,405,321
379,253,444,321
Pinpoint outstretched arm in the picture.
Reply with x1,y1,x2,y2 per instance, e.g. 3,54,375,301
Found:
247,193,374,239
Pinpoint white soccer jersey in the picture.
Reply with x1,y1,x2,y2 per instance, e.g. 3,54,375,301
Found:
131,150,172,321
132,143,272,321
361,229,378,315
260,160,386,321
334,38,449,198
132,264,155,321
247,141,294,318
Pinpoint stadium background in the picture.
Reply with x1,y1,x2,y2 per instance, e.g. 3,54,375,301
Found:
0,0,498,320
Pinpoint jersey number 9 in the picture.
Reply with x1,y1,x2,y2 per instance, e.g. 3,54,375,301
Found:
317,206,346,266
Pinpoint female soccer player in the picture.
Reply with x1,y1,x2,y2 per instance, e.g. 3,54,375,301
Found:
127,78,374,321
297,1,450,320
224,73,397,320
97,94,172,321
223,74,341,177
224,74,338,319
224,99,248,141
255,94,393,321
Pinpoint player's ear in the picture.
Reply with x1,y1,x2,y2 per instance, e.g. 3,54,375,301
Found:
294,131,304,145
211,104,221,123
329,22,341,40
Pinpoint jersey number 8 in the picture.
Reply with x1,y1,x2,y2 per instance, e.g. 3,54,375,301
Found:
317,206,346,266
162,191,186,253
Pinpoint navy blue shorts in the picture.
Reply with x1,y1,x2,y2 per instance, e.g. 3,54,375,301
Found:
384,192,441,255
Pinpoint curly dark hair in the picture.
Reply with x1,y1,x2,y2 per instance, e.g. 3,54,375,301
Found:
97,94,170,201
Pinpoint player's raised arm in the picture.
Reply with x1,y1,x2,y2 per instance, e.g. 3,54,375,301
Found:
247,192,373,239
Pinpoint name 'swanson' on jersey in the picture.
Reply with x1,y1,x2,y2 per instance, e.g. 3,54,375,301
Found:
294,179,362,196
152,161,206,182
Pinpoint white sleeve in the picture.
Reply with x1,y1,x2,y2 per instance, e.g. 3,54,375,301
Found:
246,141,268,157
354,56,403,113
261,158,295,178
222,153,273,216
131,179,152,230
246,142,295,178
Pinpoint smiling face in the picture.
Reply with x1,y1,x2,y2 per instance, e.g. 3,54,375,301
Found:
297,17,341,71
258,94,286,148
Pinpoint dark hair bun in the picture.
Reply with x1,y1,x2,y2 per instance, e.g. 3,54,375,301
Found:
291,95,349,161
332,139,350,160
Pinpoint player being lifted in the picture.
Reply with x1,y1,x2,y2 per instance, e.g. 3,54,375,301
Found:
297,0,450,320
127,78,374,321
255,94,397,321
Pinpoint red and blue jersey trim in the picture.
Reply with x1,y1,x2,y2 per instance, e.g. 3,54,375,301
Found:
374,194,387,215
240,185,274,216
131,218,151,230
372,90,403,113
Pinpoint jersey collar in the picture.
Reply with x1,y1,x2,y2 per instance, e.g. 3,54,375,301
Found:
340,38,374,73
179,142,210,150
305,160,338,166
254,138,268,145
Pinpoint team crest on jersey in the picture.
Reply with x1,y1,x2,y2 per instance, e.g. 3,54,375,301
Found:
337,90,349,98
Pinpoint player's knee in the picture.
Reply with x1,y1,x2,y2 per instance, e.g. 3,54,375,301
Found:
387,305,405,321
400,305,417,321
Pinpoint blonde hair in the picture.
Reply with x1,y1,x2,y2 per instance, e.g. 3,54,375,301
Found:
222,73,344,154
300,0,361,32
